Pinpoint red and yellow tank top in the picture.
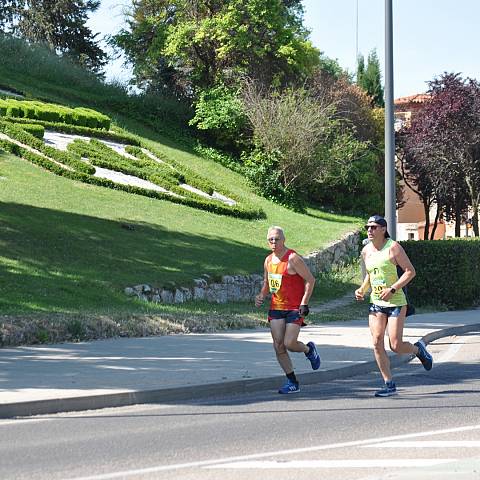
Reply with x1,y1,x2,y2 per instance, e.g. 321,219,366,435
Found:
266,249,305,310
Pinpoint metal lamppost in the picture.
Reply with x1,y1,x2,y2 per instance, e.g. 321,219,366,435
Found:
384,0,396,239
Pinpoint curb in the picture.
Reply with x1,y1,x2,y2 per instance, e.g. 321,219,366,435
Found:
1,322,479,419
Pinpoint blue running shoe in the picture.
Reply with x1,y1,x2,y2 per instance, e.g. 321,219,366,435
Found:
415,340,433,371
306,341,321,370
375,380,397,397
278,379,300,394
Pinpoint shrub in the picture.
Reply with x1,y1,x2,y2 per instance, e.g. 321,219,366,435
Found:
19,123,45,139
0,120,94,174
190,85,248,151
243,148,304,211
401,239,480,309
0,98,111,129
0,119,264,220
2,116,137,144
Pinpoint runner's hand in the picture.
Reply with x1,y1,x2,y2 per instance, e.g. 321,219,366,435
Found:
355,288,364,301
255,294,265,307
299,305,309,316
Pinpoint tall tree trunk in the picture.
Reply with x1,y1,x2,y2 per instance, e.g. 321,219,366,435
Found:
455,202,462,237
473,203,479,237
423,199,430,240
430,204,441,240
465,175,479,236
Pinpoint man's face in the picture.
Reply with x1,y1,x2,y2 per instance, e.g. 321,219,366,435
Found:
267,230,285,253
365,223,385,240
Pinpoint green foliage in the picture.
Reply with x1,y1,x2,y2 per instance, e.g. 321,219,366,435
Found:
0,35,193,141
0,2,106,74
193,143,245,174
190,85,248,149
242,148,303,210
18,122,44,139
0,120,94,174
401,239,480,309
242,83,379,211
311,261,362,303
0,118,264,219
356,49,384,107
0,98,111,129
3,116,138,143
319,54,347,80
112,0,320,94
0,151,362,315
312,147,383,212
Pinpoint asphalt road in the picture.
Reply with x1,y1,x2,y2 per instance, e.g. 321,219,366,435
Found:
1,333,479,480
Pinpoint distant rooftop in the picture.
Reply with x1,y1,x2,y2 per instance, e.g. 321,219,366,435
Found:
394,93,430,105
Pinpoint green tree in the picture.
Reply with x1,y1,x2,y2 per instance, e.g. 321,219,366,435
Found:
356,49,384,107
241,82,370,210
189,84,248,150
111,0,320,96
0,0,106,74
356,53,365,84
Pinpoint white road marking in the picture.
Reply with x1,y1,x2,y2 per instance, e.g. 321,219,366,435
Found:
0,418,49,426
66,423,480,480
207,459,456,469
365,441,480,448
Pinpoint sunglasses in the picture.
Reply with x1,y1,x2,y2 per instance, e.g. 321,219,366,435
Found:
364,225,380,231
267,237,282,243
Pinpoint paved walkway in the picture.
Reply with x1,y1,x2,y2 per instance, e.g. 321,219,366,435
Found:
0,309,478,418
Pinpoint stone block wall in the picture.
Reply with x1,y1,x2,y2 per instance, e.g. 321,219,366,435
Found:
125,230,360,304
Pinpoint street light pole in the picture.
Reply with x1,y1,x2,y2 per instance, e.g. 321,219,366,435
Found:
384,0,396,239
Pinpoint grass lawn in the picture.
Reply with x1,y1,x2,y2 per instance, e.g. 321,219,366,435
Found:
0,35,367,347
0,152,362,315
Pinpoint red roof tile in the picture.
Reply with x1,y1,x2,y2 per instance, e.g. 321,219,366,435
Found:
394,93,430,105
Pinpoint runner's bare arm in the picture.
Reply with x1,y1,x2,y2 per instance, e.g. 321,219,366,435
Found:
355,249,370,300
255,258,270,307
289,253,315,305
379,242,416,301
390,241,416,289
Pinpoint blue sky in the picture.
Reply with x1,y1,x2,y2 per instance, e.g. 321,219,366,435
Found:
89,0,480,98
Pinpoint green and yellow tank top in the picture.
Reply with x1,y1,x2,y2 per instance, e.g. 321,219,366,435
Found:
365,238,407,307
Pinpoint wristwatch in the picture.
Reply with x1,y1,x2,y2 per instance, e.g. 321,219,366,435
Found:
390,287,396,294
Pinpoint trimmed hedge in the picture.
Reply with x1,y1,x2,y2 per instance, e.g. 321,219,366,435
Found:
1,116,137,144
0,98,110,129
0,121,94,174
0,128,265,219
18,122,44,139
67,139,185,193
401,239,480,309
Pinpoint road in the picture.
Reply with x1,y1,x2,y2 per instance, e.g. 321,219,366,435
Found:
1,333,479,480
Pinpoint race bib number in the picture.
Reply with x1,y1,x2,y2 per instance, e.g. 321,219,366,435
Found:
371,279,387,298
268,273,283,294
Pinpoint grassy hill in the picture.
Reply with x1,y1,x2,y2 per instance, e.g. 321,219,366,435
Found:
0,36,363,342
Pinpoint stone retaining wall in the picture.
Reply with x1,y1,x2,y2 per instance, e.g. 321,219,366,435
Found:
125,230,360,304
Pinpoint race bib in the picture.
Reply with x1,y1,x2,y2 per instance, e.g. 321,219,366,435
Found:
371,279,387,298
268,273,283,294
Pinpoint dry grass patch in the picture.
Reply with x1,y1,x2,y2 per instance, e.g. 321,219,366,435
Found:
0,311,268,347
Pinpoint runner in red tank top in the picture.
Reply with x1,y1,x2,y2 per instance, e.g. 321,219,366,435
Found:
255,226,320,394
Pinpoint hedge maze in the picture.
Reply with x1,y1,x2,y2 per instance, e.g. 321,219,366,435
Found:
0,98,264,219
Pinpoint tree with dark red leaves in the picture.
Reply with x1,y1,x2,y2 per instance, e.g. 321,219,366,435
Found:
397,73,480,238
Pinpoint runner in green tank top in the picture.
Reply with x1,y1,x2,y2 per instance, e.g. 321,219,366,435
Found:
355,215,433,397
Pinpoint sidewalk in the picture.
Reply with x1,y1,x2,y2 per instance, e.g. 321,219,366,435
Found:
0,309,478,418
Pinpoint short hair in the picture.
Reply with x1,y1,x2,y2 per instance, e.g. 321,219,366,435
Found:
267,226,285,239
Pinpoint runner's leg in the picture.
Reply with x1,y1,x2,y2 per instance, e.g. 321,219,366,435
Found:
284,323,309,354
270,319,294,374
369,312,391,381
387,306,417,355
